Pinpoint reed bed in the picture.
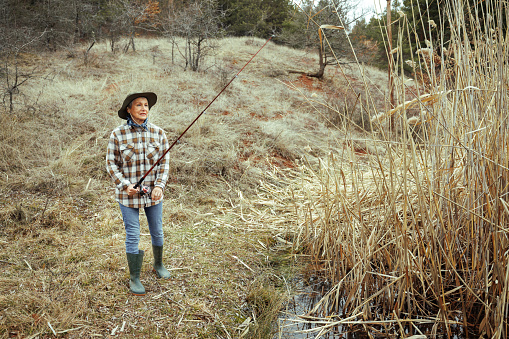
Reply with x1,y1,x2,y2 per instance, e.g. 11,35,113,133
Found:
238,1,509,337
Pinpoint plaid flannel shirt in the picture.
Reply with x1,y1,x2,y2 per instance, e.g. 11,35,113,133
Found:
106,122,170,208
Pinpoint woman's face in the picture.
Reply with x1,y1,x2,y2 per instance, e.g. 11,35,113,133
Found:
127,97,149,124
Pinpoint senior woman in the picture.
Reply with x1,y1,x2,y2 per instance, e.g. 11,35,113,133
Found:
106,92,171,296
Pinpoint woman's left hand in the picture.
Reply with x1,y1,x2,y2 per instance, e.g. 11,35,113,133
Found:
151,186,164,201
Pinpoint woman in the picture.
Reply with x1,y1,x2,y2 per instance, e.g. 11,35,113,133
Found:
106,92,171,296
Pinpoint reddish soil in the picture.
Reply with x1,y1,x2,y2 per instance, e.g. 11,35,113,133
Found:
190,97,209,107
296,74,323,92
268,152,296,168
249,112,269,121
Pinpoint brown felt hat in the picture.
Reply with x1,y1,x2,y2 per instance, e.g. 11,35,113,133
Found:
118,92,157,119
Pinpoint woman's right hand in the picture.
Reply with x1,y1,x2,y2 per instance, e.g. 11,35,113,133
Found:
126,184,140,196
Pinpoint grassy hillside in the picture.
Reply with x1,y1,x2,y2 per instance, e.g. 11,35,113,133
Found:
0,36,388,337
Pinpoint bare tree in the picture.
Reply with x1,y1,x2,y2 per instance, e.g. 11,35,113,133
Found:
117,0,161,53
0,28,45,113
164,0,224,71
291,0,355,78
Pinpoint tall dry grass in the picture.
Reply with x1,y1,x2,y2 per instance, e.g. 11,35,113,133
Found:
252,1,508,337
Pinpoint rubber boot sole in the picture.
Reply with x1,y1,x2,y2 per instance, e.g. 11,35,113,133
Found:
130,290,146,296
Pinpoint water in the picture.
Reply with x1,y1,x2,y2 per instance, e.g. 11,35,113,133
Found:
275,276,470,338
275,277,355,339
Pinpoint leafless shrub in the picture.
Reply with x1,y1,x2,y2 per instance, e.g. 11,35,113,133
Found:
0,29,45,113
163,0,224,71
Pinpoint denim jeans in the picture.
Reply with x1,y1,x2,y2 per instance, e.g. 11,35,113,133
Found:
118,202,164,254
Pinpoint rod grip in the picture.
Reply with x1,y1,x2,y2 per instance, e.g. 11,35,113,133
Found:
133,178,144,189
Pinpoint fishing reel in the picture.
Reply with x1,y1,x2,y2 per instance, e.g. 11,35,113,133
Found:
139,185,151,196
135,185,151,196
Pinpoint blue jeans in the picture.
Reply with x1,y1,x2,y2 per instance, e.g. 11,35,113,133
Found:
119,202,164,254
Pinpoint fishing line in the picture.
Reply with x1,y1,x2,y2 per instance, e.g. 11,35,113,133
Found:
135,35,274,191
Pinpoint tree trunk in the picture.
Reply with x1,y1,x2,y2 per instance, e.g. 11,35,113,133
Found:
73,1,80,44
192,37,202,71
9,91,13,114
171,39,175,64
307,46,325,78
131,35,136,52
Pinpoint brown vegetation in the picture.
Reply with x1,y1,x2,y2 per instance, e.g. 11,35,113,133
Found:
252,1,509,338
3,1,504,337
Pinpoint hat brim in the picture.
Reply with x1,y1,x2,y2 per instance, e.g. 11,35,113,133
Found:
118,92,157,119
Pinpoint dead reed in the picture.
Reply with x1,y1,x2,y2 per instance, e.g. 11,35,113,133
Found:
243,0,509,337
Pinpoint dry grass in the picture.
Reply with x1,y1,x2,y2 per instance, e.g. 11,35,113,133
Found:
0,192,263,338
6,12,486,335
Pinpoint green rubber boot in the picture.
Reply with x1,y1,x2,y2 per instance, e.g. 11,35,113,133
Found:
126,250,145,296
152,245,171,279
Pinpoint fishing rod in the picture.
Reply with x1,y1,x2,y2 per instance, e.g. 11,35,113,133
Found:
135,35,274,193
